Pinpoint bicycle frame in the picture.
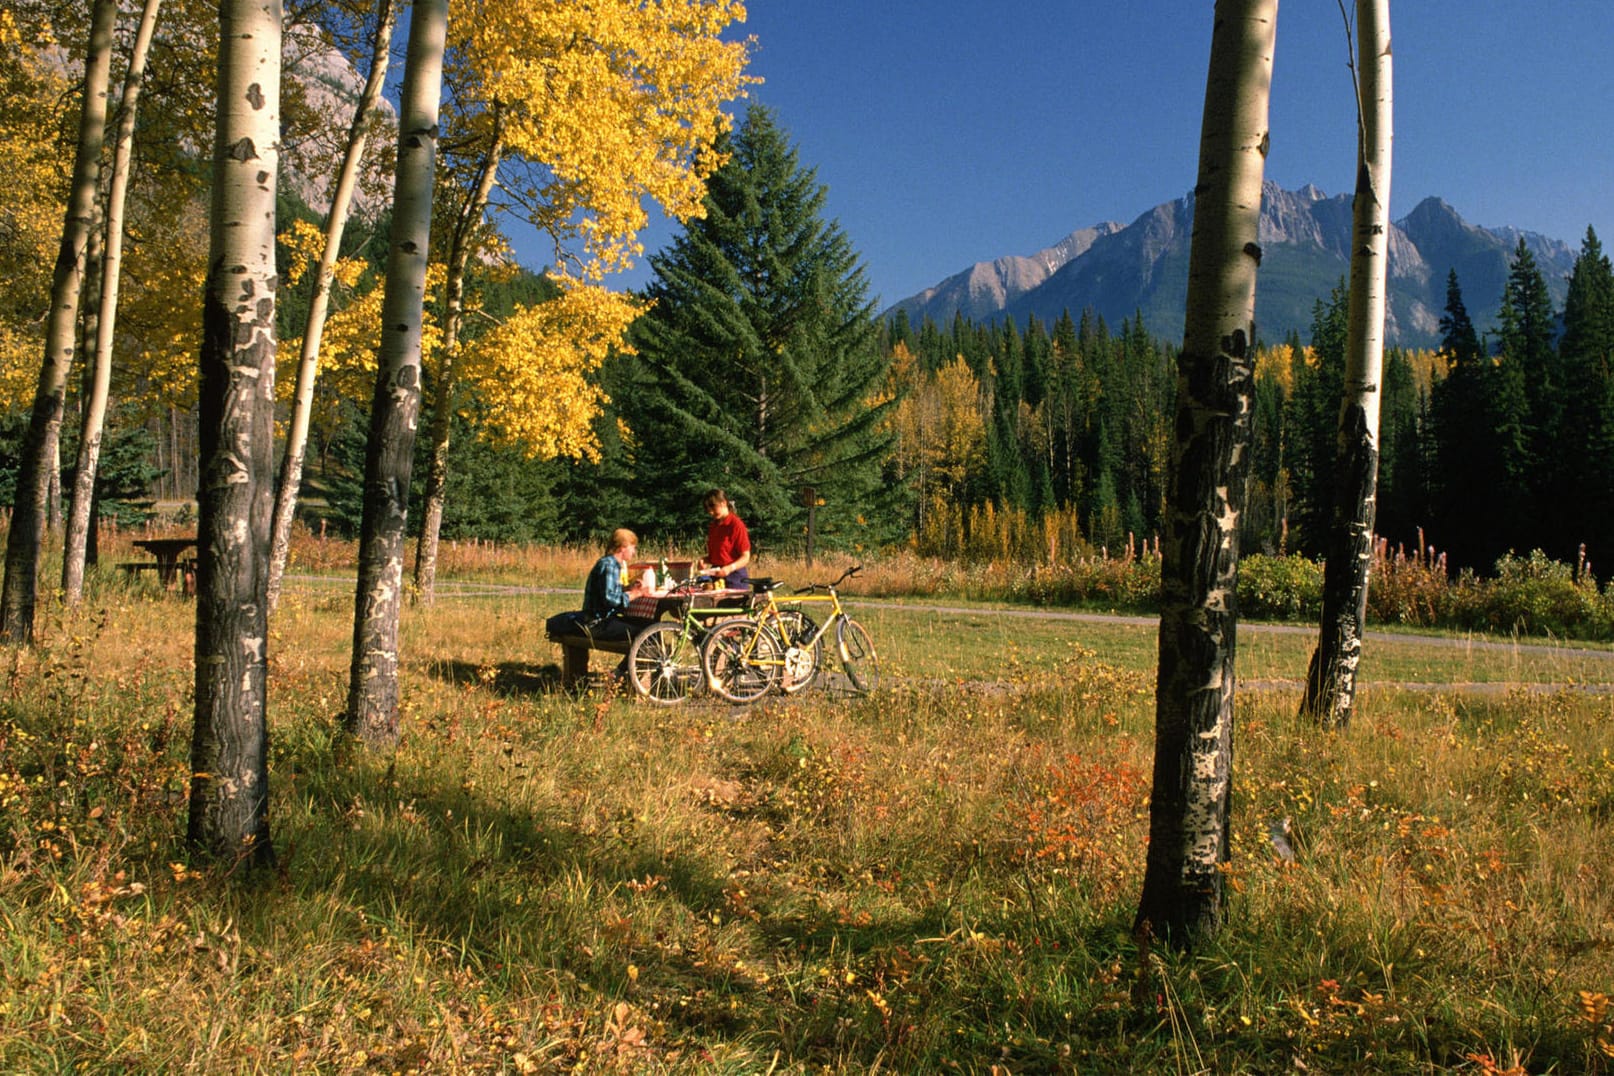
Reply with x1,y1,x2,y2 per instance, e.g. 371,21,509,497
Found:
753,584,846,647
624,575,752,705
716,565,879,695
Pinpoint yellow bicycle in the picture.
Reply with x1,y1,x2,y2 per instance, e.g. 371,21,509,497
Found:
701,565,880,703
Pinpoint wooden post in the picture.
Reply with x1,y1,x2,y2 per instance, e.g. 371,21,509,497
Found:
562,644,590,690
800,486,818,566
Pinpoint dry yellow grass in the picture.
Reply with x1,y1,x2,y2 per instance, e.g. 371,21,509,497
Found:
1,552,1611,1072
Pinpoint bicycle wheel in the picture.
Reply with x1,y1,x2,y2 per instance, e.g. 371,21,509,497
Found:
772,609,821,694
627,623,702,705
702,619,781,704
836,617,880,695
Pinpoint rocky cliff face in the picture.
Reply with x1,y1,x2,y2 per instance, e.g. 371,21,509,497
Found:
897,221,1123,324
279,23,397,221
888,183,1577,347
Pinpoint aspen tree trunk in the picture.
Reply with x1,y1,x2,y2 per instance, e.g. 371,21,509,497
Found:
413,115,505,605
187,0,281,866
0,0,118,644
1135,0,1276,945
266,0,397,613
346,0,447,743
1302,0,1392,728
69,215,105,579
64,0,163,605
47,446,63,533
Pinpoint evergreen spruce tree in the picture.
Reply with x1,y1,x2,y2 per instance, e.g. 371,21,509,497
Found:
1557,227,1614,571
1022,315,1050,410
1243,347,1290,553
1375,348,1432,549
1046,311,1084,509
1431,269,1515,569
621,106,894,552
1287,283,1348,555
1492,240,1552,559
1498,239,1560,445
1438,268,1481,367
1118,313,1173,538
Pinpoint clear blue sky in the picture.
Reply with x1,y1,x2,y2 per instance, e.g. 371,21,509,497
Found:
535,2,1614,309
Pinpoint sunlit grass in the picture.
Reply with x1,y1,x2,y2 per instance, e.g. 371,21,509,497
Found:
857,602,1614,687
2,558,1612,1072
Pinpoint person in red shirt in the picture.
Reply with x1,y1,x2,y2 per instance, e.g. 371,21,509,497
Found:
698,488,750,593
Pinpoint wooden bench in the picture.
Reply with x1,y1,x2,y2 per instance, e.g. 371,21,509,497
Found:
545,629,634,689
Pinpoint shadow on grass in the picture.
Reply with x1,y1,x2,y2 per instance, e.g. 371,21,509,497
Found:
264,729,1011,1068
425,658,569,697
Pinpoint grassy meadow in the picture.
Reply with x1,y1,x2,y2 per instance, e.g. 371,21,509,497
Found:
2,535,1613,1072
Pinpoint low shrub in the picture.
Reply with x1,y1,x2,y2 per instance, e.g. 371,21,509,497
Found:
1366,534,1449,627
1237,553,1323,620
1439,550,1614,639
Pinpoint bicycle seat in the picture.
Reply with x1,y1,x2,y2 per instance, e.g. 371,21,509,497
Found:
748,577,785,592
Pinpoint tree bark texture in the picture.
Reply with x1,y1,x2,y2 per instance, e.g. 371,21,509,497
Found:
1135,0,1276,946
1303,0,1392,729
0,0,118,644
346,0,447,743
413,116,504,606
187,0,282,867
266,0,397,614
64,0,164,605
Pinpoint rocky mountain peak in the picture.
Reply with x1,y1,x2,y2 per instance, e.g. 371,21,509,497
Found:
886,184,1579,347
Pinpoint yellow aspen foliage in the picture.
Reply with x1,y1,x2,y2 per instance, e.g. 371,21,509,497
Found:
1254,342,1296,394
280,219,368,294
0,10,73,408
1401,347,1447,394
454,0,755,279
458,277,643,461
278,219,447,444
889,354,988,497
109,195,211,414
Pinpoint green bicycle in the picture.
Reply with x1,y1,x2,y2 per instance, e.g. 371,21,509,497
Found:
625,579,751,705
702,565,880,703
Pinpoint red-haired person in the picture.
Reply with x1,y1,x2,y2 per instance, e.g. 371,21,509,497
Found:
546,527,650,677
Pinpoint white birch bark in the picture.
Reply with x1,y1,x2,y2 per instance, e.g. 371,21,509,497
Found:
345,0,447,743
413,113,505,606
1304,0,1392,728
187,0,281,865
63,0,164,605
0,0,118,644
1135,0,1277,945
266,0,398,614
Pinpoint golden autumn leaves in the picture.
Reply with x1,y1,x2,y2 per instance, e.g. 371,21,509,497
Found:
2,1,755,468
292,0,753,464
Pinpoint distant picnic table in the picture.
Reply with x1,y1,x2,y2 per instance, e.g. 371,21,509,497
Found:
126,536,198,592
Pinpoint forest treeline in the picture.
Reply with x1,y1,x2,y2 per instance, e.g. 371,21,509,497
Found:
8,214,1613,582
2,3,1610,581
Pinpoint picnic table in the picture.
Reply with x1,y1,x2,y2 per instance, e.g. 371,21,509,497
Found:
128,536,198,591
546,566,749,689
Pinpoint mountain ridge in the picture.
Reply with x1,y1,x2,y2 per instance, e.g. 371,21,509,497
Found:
885,183,1578,347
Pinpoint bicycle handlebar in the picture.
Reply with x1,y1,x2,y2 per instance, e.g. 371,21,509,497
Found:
794,564,862,594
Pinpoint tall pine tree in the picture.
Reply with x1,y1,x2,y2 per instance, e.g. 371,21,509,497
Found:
1432,268,1517,570
1287,283,1348,555
1492,240,1553,559
1557,227,1614,571
620,106,895,551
